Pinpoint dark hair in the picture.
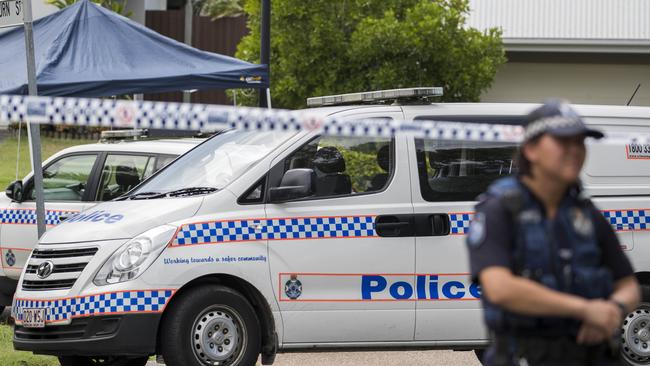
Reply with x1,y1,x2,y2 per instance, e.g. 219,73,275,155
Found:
515,135,542,177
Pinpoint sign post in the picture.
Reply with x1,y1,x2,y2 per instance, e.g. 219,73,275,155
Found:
1,0,46,238
24,0,46,238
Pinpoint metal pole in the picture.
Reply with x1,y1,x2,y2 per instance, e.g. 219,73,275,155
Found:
183,0,193,104
258,0,270,108
133,94,143,140
23,0,46,238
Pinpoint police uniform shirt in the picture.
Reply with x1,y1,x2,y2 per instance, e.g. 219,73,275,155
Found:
468,188,634,285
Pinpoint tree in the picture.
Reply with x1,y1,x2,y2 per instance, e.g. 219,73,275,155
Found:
235,0,505,109
47,0,133,17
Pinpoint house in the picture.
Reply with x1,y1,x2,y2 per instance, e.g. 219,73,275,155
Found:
467,0,650,106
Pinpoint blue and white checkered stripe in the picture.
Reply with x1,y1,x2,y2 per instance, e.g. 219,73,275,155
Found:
450,213,473,235
0,208,77,226
602,209,649,231
12,289,174,324
0,94,526,143
172,216,376,246
458,209,650,236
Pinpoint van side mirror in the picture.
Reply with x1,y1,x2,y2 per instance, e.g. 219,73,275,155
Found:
268,169,315,203
6,180,24,202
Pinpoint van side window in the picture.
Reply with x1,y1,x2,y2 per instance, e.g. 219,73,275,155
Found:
96,155,153,201
415,139,518,202
281,136,393,198
26,154,98,202
239,178,266,204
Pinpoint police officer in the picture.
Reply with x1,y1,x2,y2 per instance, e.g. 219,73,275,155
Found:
467,100,641,366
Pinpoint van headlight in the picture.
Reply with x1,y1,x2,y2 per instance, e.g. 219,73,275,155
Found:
93,225,177,286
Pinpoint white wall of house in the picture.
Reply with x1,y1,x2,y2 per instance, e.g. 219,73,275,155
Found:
468,0,650,106
481,62,650,106
32,1,59,20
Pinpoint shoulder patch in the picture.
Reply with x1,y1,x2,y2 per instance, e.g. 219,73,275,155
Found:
467,212,487,248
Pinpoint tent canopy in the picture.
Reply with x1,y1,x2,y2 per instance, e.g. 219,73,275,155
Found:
0,0,267,97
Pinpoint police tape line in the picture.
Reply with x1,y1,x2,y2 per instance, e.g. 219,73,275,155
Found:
0,94,648,144
0,94,521,142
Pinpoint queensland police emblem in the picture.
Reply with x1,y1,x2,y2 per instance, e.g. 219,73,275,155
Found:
570,207,593,237
285,275,302,300
467,213,486,248
5,250,16,267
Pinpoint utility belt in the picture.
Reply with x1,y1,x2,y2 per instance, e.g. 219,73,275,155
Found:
491,333,619,366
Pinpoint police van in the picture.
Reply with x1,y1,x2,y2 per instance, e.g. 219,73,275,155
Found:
0,135,201,315
10,89,650,366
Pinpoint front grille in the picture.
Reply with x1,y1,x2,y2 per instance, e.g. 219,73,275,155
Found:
14,319,90,340
22,246,98,291
22,279,78,291
31,247,98,259
25,263,88,274
14,317,121,341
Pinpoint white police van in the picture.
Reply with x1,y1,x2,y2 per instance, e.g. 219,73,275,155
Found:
10,89,650,366
0,136,200,316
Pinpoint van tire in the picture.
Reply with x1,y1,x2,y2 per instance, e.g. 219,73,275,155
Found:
621,302,650,366
57,356,148,366
160,285,261,366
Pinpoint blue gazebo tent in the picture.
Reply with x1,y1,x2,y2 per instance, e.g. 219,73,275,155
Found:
0,0,268,97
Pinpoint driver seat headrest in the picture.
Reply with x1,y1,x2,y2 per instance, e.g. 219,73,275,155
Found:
313,146,346,174
116,165,140,187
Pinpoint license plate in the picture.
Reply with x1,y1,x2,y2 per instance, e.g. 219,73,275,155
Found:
22,308,46,328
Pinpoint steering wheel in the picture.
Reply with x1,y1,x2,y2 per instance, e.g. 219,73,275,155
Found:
65,182,86,198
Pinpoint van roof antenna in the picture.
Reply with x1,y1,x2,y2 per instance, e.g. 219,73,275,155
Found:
626,83,641,106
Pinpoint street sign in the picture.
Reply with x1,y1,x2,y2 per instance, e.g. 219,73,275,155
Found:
0,0,22,28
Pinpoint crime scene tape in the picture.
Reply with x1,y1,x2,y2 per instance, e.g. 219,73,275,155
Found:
0,94,648,144
0,95,524,142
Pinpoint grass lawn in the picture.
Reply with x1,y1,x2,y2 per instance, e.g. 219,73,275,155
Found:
0,135,94,365
0,324,58,366
0,136,96,189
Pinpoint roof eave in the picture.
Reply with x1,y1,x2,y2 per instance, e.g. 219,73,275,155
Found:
504,38,650,54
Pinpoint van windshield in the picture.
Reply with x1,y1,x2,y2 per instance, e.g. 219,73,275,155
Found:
130,130,295,197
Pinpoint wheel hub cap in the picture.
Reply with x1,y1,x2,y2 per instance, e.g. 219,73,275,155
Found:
192,308,243,365
622,307,650,364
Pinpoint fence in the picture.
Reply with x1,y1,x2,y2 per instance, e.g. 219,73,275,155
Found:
145,11,249,105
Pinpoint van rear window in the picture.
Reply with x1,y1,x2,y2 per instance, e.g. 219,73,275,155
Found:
415,139,518,202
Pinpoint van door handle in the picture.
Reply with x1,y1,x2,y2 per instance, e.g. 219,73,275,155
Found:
375,215,414,237
412,213,450,236
430,214,450,236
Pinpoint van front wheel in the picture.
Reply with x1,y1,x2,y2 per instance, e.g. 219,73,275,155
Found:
160,285,261,366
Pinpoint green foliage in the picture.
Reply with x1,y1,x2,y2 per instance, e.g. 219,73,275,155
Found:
339,148,384,192
234,0,505,109
0,324,58,366
200,0,244,19
46,0,133,17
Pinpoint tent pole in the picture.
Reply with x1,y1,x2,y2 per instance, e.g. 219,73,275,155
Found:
133,94,143,140
258,0,270,108
183,0,193,104
24,0,46,239
266,89,272,109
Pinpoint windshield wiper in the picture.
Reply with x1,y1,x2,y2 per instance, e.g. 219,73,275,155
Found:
118,191,162,201
125,187,218,200
165,187,219,197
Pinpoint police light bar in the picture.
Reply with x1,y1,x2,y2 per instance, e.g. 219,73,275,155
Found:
100,129,148,142
306,87,444,107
